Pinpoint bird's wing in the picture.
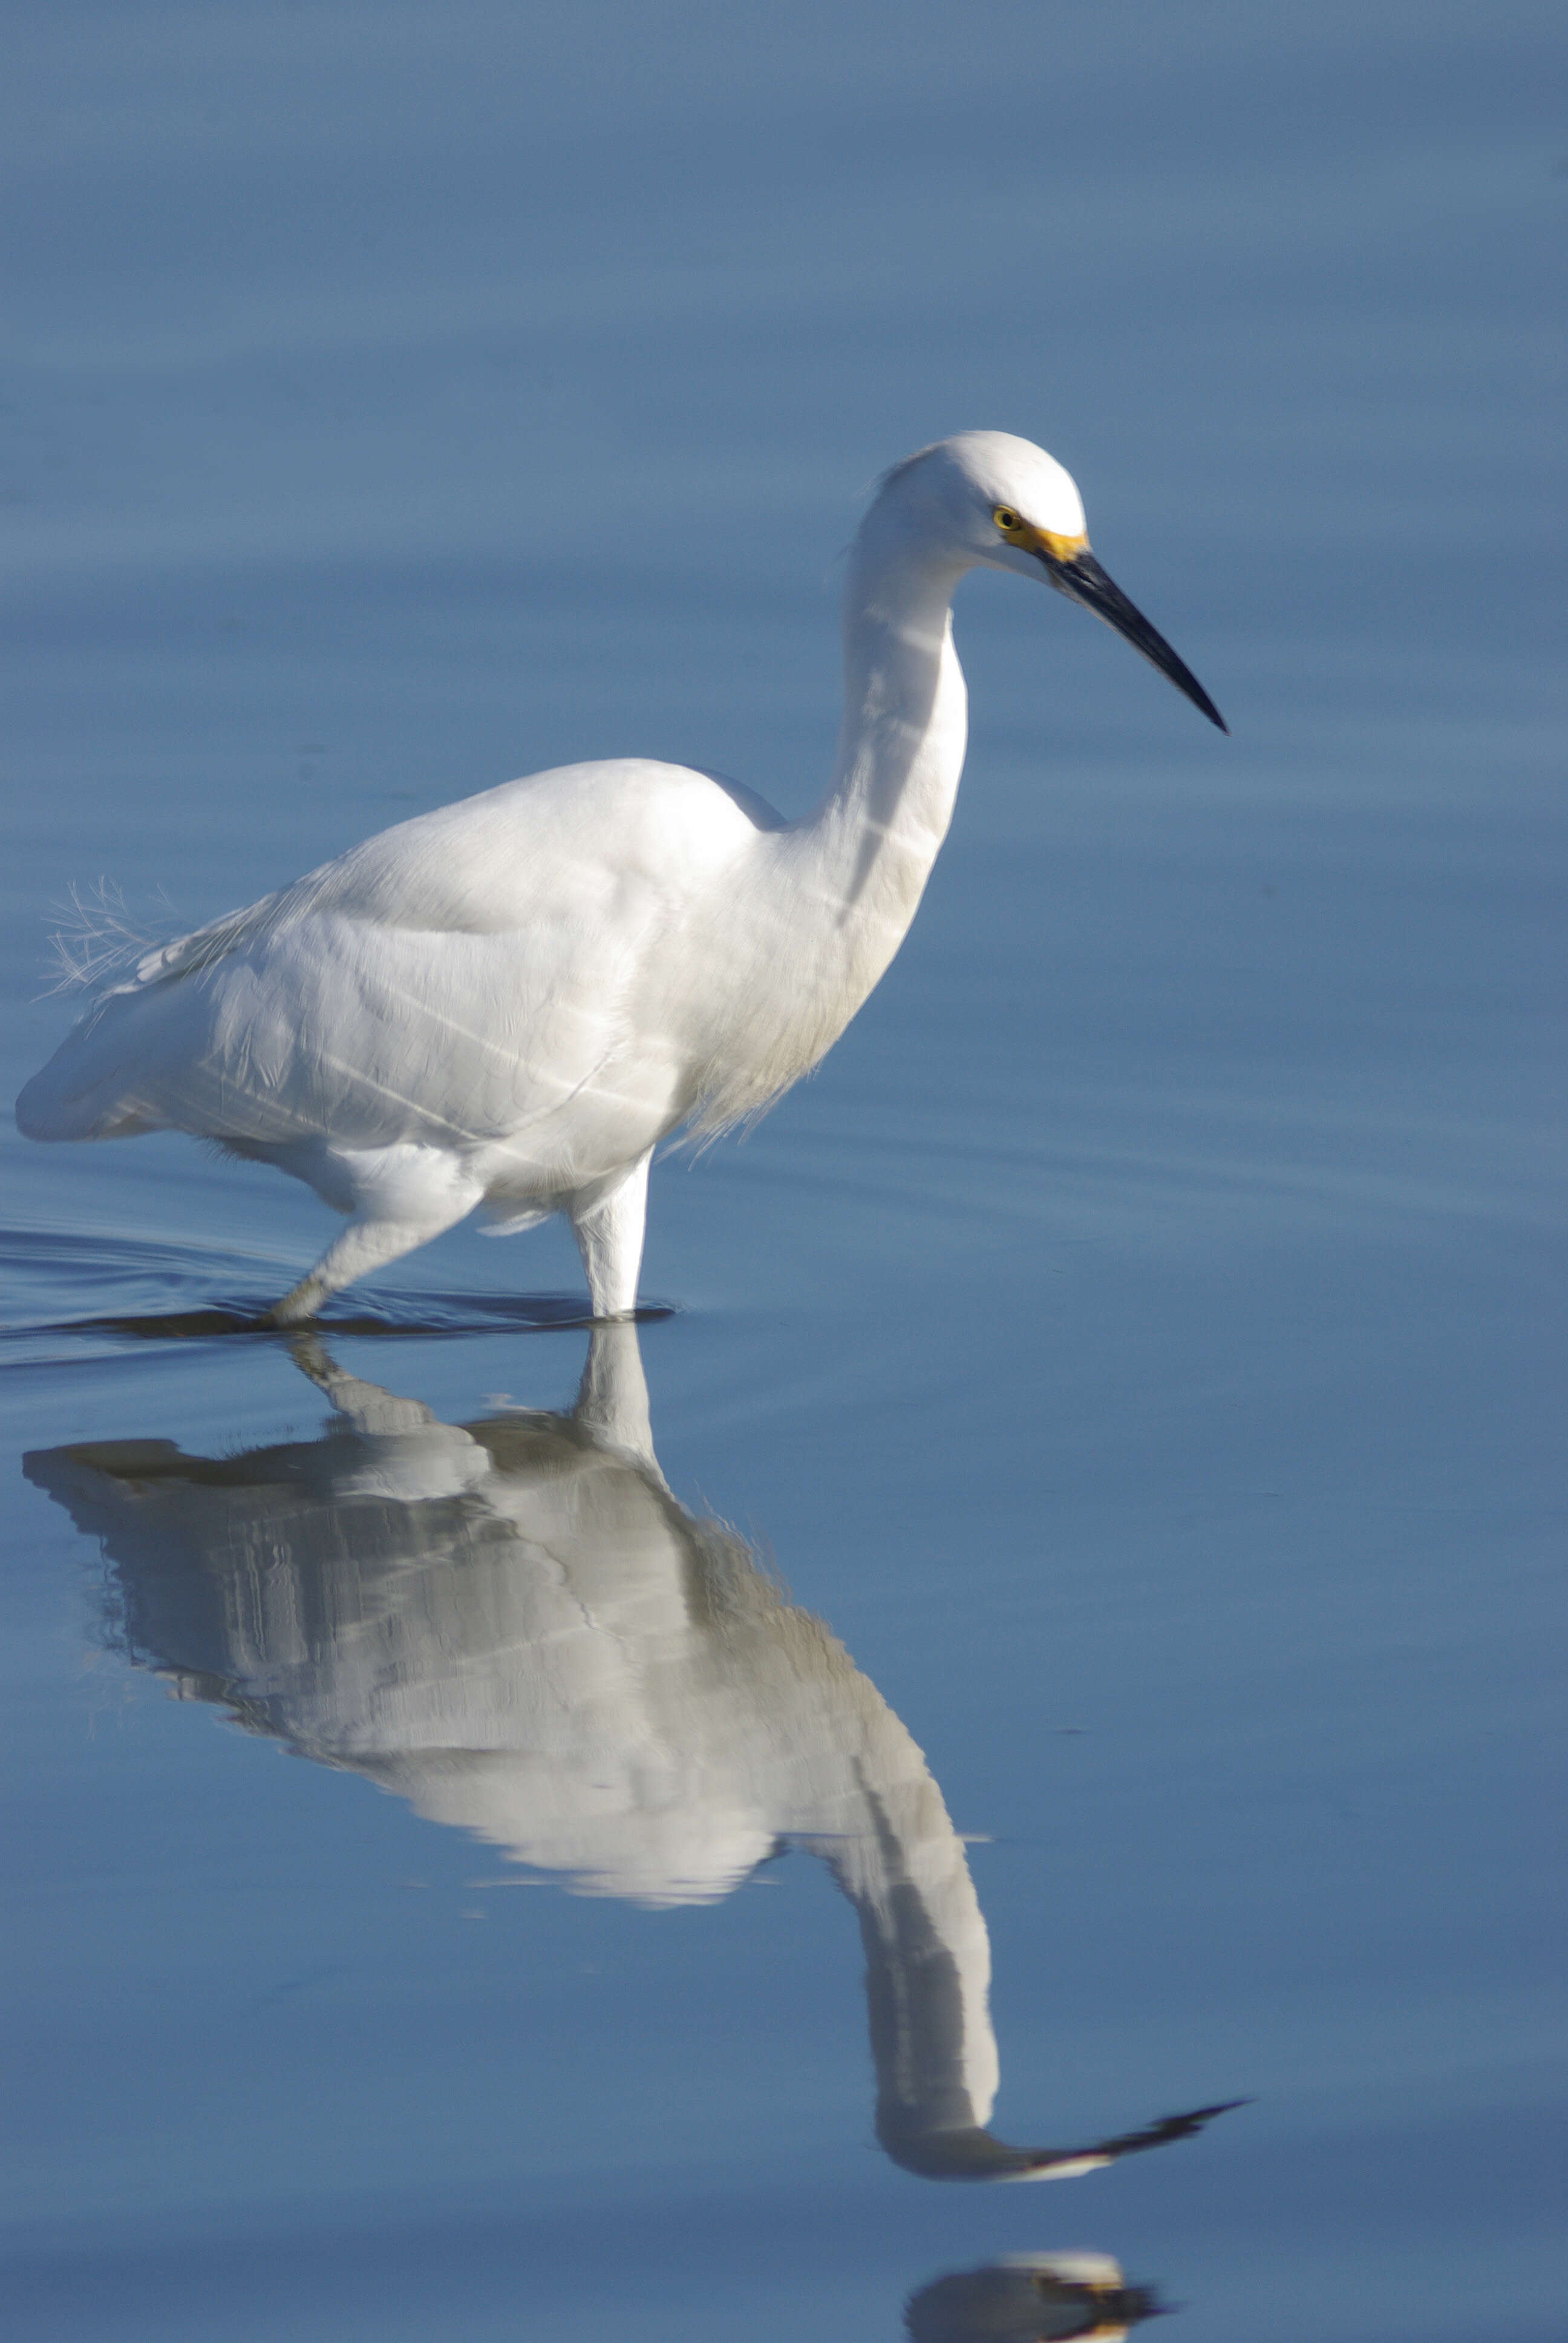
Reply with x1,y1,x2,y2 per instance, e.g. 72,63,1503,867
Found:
19,761,765,1156
125,891,290,990
128,758,768,974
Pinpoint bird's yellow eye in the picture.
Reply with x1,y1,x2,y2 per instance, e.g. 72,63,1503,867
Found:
993,506,1021,532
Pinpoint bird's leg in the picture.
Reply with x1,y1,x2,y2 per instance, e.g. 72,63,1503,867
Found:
262,1214,462,1326
568,1151,652,1320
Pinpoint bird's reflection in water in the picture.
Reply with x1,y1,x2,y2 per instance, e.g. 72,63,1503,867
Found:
27,1323,1232,2191
906,2252,1161,2342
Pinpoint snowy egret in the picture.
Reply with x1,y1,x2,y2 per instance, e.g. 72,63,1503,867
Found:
18,432,1225,1323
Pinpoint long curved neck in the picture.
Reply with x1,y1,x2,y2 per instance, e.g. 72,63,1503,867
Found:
687,507,975,1136
794,526,972,980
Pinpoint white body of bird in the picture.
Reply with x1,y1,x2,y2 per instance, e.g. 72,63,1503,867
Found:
18,433,1223,1321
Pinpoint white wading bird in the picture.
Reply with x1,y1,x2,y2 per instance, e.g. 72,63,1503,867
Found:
18,433,1224,1323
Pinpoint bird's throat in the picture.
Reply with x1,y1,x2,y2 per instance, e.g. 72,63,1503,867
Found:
683,540,973,1138
800,545,972,978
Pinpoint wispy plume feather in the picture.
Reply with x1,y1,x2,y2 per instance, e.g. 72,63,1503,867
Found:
42,880,169,997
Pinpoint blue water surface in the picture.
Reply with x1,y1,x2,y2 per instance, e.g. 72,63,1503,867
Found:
1,5,1563,2339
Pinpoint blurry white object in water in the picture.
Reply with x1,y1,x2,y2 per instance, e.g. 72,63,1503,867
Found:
906,2251,1163,2341
18,433,1224,1323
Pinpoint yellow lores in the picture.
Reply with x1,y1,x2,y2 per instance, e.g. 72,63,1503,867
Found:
992,503,1091,564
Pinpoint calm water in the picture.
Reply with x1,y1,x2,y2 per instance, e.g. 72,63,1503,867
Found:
2,6,1564,2338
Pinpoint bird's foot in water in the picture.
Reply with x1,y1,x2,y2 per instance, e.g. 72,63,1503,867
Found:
259,1276,328,1328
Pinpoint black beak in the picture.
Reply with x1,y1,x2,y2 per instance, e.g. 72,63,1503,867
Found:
1044,549,1228,733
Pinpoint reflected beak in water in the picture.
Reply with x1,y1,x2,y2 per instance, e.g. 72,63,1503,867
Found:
1038,540,1229,733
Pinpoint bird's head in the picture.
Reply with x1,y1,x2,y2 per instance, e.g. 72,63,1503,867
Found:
882,430,1227,733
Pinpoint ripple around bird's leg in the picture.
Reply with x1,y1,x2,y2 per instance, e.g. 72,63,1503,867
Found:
0,1227,674,1354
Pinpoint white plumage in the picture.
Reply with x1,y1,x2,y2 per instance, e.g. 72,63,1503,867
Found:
18,432,1223,1322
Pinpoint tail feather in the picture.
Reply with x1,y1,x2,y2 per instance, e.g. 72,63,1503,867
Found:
16,974,197,1141
19,888,285,1143
16,1047,162,1141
